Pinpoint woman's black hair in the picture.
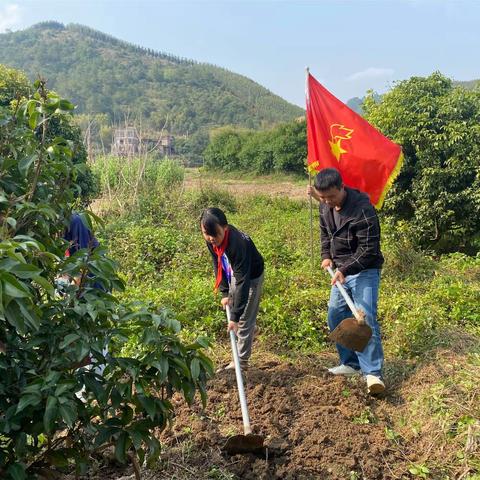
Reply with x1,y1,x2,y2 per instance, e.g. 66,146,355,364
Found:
200,208,228,236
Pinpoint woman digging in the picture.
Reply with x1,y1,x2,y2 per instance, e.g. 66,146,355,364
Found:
200,208,264,371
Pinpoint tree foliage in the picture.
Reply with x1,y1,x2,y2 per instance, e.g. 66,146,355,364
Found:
0,64,30,107
0,80,212,478
204,119,307,174
363,72,480,252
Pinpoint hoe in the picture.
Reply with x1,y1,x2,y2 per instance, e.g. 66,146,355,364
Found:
223,305,264,455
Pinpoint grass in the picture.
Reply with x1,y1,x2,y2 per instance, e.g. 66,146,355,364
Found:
92,167,480,479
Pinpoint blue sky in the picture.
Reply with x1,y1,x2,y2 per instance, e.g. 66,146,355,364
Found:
1,0,479,107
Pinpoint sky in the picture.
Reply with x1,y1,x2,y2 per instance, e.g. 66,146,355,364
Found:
0,0,479,107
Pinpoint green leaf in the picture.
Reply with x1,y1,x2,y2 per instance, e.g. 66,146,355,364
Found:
196,336,211,349
146,437,161,467
172,357,190,378
126,428,144,451
198,382,207,408
58,99,75,111
137,395,156,419
5,302,25,334
114,431,128,463
10,263,42,279
83,374,105,404
33,275,54,297
151,357,169,383
17,300,40,331
16,393,41,414
59,402,77,428
59,333,80,349
43,396,58,434
1,272,30,298
55,382,74,397
94,426,119,448
190,358,200,381
29,111,40,129
7,463,26,480
18,155,36,177
14,432,27,457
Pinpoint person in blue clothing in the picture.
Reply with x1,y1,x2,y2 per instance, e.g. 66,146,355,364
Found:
63,213,108,387
307,168,385,395
64,213,99,256
200,208,264,371
61,213,103,290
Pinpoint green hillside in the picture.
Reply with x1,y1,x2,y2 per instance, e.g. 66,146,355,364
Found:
454,79,480,90
0,21,303,135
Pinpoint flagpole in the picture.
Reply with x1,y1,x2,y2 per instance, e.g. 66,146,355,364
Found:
305,66,314,271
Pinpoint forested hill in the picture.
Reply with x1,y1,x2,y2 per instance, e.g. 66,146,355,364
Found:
455,79,480,90
0,21,303,134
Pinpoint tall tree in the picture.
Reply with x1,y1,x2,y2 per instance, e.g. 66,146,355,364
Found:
363,73,480,252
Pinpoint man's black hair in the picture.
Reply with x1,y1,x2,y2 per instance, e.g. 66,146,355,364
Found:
314,168,343,191
200,208,228,236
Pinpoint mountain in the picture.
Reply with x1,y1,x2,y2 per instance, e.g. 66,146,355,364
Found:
347,80,480,114
0,22,303,135
346,96,364,114
346,92,382,115
454,79,480,90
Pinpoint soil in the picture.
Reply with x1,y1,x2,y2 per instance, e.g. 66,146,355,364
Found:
156,357,403,479
79,344,480,480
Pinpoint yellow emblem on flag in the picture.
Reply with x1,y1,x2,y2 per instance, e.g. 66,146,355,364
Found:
329,124,354,161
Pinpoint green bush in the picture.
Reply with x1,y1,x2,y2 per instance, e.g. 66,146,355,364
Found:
155,157,185,190
0,79,212,479
186,185,238,217
106,223,186,281
364,73,480,253
203,119,307,175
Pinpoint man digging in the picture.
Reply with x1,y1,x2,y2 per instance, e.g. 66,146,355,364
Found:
307,167,386,395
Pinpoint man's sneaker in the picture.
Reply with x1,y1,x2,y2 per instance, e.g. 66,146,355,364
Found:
327,364,360,376
366,375,385,395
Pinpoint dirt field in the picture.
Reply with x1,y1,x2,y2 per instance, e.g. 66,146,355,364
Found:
161,357,402,479
82,343,479,480
184,170,308,201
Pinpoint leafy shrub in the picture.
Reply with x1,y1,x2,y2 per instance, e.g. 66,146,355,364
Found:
186,185,238,217
106,223,185,281
155,157,185,190
364,73,480,253
0,80,212,479
204,119,307,174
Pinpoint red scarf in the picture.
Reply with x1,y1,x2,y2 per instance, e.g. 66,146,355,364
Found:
212,227,230,292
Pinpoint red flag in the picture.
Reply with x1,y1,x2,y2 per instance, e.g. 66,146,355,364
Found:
306,73,403,208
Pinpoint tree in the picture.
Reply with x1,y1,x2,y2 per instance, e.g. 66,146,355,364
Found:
204,127,246,171
363,73,480,252
0,80,212,478
0,64,30,106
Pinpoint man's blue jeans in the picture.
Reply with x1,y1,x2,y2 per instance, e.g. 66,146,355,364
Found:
327,268,383,377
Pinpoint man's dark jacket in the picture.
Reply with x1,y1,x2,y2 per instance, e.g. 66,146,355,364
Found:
206,225,264,322
320,187,384,277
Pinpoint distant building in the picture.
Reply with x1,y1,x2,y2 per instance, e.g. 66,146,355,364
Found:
111,127,175,157
111,127,139,157
158,135,175,156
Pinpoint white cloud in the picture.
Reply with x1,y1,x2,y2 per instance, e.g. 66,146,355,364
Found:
347,67,394,82
0,4,22,33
